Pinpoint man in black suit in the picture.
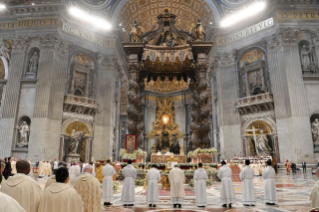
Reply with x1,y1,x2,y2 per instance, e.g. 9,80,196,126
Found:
4,157,12,179
302,161,306,173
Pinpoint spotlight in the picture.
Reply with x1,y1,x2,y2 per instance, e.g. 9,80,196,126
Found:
69,7,112,30
221,2,266,27
32,3,35,5
0,5,6,10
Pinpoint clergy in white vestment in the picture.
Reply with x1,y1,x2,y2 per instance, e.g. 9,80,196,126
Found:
1,160,42,212
74,165,103,212
169,165,185,208
82,162,89,173
310,168,319,208
217,160,236,208
69,161,81,186
262,159,278,205
194,163,208,207
102,160,116,206
239,159,256,206
38,167,84,212
0,191,27,212
11,159,17,174
146,164,161,207
53,159,59,175
121,159,137,206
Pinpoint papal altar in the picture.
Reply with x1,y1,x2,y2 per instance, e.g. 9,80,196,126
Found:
150,155,186,163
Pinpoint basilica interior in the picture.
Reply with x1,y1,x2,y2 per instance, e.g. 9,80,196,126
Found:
0,0,319,164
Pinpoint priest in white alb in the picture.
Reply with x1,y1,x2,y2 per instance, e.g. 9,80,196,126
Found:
74,165,103,212
38,167,84,212
0,191,27,212
310,168,319,208
102,159,116,206
1,160,42,212
194,163,208,207
69,161,81,186
239,159,256,206
121,159,137,206
146,164,161,207
217,160,236,208
262,159,278,205
169,164,185,208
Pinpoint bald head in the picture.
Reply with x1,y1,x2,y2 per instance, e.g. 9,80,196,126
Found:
16,160,30,175
83,165,93,174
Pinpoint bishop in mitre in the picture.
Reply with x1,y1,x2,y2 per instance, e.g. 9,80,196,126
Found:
262,159,278,205
121,159,137,206
102,160,116,206
194,163,208,207
74,165,103,212
146,164,161,207
169,164,185,208
310,168,319,208
1,160,42,212
239,159,256,206
0,192,27,212
38,167,84,212
217,160,236,208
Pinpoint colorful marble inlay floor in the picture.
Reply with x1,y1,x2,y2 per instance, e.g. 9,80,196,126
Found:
36,170,317,212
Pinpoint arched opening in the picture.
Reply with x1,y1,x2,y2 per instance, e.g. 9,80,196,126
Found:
25,47,40,78
310,113,319,144
299,40,317,74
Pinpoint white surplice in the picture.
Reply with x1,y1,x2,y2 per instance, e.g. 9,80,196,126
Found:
0,191,26,212
69,164,81,186
239,165,256,205
262,166,278,204
169,167,185,204
217,165,236,205
121,164,137,204
194,168,208,206
1,173,42,212
146,168,161,204
102,164,116,202
38,183,84,212
310,180,319,208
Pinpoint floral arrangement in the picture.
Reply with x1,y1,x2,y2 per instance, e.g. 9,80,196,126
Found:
113,181,120,191
117,169,124,180
184,170,195,175
120,148,147,160
187,151,196,158
187,148,218,158
159,170,169,175
135,179,147,186
189,179,195,187
189,179,213,187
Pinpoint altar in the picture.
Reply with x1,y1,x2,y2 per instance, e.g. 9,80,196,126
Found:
150,155,186,163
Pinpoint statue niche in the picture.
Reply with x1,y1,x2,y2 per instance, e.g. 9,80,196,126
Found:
299,40,317,74
147,97,183,153
311,114,319,144
240,49,267,97
16,116,31,148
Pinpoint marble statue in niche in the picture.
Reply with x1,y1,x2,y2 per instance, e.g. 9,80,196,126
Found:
28,52,39,73
0,38,11,62
16,121,29,147
256,130,272,155
68,129,86,154
312,118,319,144
300,44,317,73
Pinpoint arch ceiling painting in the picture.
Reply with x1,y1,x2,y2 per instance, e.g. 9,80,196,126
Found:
117,0,215,38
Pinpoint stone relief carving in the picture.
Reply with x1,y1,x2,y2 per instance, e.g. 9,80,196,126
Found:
0,38,11,62
68,129,86,155
312,118,319,144
16,121,29,147
144,76,189,93
12,37,29,52
28,52,39,73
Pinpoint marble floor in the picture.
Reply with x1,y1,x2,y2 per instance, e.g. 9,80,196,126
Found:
36,170,317,212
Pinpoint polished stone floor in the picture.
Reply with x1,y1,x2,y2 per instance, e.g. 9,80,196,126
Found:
37,170,316,212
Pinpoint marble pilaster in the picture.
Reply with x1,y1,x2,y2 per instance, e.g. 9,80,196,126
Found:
0,37,28,157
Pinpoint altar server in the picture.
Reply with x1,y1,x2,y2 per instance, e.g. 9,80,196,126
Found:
239,159,256,206
69,161,81,186
146,164,161,207
1,160,42,212
217,160,236,208
194,163,208,207
11,158,17,175
121,159,137,206
310,168,319,208
0,192,27,212
74,165,102,212
262,159,278,205
38,167,84,212
53,159,58,175
102,160,116,206
169,164,185,208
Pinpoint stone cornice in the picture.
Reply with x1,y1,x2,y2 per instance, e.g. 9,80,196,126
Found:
0,4,66,17
39,35,56,50
263,27,300,52
11,36,29,52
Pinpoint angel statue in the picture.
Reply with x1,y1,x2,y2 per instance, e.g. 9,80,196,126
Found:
256,130,272,155
0,38,11,62
16,121,29,147
129,20,143,43
68,129,86,154
195,19,206,41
